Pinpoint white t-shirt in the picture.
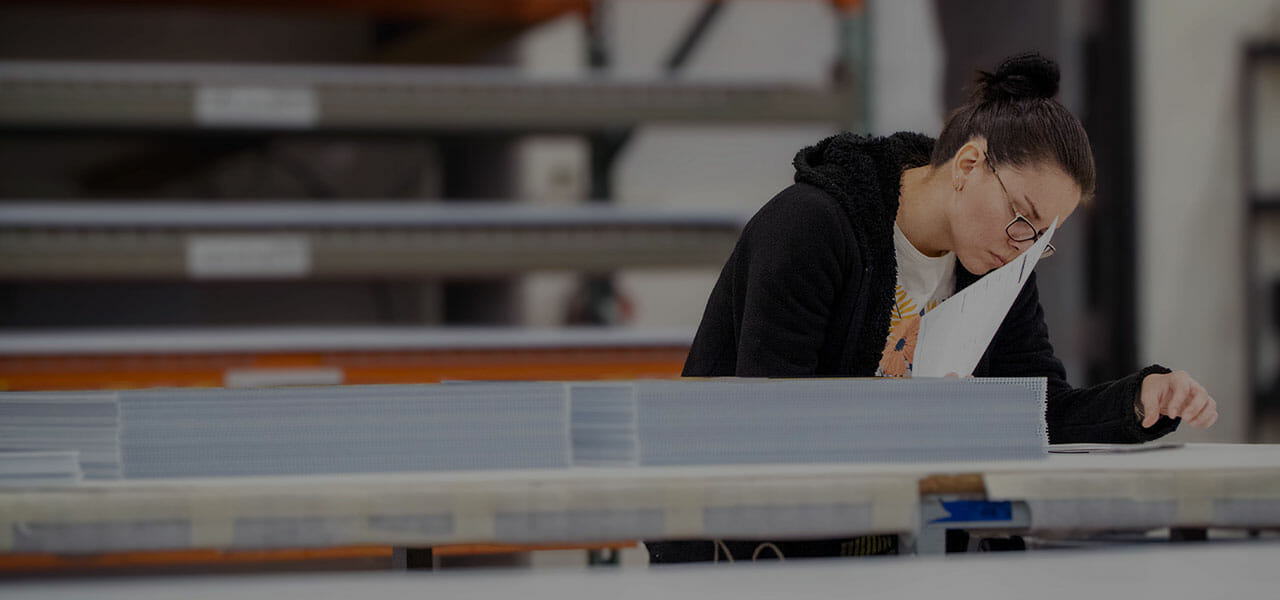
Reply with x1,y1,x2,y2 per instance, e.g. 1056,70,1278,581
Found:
876,224,956,377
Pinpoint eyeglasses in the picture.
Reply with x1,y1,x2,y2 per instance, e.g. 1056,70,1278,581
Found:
986,153,1056,259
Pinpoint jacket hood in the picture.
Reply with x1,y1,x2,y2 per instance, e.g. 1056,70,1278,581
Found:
793,131,934,233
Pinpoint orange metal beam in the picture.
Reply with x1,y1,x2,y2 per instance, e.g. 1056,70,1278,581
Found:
0,546,394,572
0,541,637,572
0,347,687,391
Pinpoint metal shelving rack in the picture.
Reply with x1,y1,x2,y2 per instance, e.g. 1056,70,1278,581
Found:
0,25,862,281
0,202,748,279
1244,40,1280,432
0,326,695,390
0,61,851,133
0,1,870,387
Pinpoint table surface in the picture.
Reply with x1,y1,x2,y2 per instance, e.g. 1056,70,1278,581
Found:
33,442,1278,490
5,444,1279,555
5,542,1278,599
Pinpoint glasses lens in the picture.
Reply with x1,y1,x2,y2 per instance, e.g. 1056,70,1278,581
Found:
1006,218,1037,242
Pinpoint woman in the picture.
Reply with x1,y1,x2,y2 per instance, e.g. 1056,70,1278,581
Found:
650,52,1218,563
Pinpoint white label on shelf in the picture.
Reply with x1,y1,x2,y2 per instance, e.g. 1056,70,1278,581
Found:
186,234,312,279
194,86,319,128
224,367,345,388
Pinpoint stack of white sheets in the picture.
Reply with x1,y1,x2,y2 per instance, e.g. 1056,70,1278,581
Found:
0,391,121,480
0,377,1047,482
568,383,637,467
0,450,82,487
621,378,1047,465
116,383,572,478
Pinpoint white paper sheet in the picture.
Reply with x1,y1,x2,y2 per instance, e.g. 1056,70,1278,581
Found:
913,218,1058,378
1047,442,1184,454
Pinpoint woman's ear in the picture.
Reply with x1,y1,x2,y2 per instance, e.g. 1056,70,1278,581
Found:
951,138,988,191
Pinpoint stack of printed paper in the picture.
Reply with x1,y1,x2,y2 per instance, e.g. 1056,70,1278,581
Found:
568,383,638,467
0,391,121,480
0,451,82,487
567,378,1047,466
0,377,1046,482
116,383,572,478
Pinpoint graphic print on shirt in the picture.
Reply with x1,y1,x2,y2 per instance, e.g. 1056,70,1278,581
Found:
877,285,940,378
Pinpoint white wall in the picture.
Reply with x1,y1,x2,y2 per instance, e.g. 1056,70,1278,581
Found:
1137,0,1280,442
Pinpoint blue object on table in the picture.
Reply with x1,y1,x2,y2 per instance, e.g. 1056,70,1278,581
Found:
929,500,1013,523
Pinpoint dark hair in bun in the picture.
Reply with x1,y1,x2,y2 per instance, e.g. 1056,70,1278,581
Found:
977,52,1061,102
931,51,1095,199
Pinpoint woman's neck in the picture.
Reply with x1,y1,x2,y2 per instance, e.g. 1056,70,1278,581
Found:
896,166,954,257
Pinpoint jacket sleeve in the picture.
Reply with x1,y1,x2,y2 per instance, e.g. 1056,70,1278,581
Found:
731,191,853,377
981,272,1179,444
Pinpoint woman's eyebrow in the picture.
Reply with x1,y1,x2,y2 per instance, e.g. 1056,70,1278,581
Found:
1023,194,1043,221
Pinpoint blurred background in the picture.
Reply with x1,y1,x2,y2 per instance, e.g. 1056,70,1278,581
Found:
0,0,1276,443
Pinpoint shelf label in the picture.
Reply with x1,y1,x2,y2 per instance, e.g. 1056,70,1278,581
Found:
224,367,344,388
195,86,319,128
186,234,312,279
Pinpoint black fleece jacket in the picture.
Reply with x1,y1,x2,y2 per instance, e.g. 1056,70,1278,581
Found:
683,132,1179,444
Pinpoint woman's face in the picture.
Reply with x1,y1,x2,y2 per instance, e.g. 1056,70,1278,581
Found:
948,146,1082,275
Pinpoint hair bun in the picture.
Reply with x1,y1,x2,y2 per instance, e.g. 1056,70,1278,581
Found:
974,51,1060,102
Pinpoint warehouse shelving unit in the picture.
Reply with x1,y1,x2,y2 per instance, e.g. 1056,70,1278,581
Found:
0,326,693,390
0,201,747,279
0,61,851,132
0,0,870,379
1244,40,1280,433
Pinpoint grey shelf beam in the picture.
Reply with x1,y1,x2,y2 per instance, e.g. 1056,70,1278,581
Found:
0,61,852,132
0,201,747,279
0,326,695,356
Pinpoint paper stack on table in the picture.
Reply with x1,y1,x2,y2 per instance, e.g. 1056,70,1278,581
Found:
627,378,1047,465
566,378,1048,466
0,450,82,487
0,391,122,480
116,383,573,478
0,376,1049,481
1047,441,1184,454
568,383,638,467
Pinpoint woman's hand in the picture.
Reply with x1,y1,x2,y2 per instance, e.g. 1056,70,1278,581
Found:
1138,370,1218,429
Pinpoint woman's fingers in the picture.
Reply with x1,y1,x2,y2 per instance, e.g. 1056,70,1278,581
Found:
1163,374,1192,418
1180,385,1209,422
1139,377,1165,428
1184,385,1219,429
1138,371,1218,429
